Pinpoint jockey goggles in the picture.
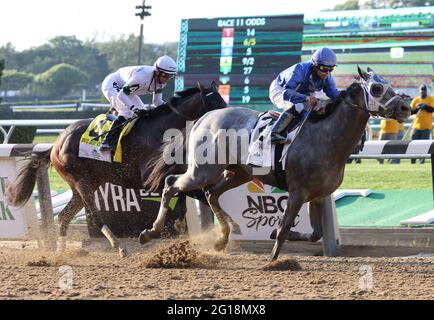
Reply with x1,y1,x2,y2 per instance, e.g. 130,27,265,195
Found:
156,70,175,79
316,64,335,73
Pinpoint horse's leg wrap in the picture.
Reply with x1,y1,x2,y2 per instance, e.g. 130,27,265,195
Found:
205,168,251,252
56,236,67,253
139,175,182,245
101,225,129,258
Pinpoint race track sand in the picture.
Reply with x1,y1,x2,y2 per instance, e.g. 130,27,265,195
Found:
0,234,433,300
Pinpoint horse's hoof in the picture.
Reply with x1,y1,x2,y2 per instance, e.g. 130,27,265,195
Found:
119,247,130,258
139,230,152,245
44,240,57,252
213,240,227,252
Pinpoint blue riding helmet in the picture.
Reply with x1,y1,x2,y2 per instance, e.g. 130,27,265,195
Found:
312,47,337,67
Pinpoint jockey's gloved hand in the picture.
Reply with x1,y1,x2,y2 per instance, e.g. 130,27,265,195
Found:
314,101,327,112
305,95,318,109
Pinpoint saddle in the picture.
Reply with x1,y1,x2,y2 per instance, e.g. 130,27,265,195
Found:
247,111,305,190
78,114,138,163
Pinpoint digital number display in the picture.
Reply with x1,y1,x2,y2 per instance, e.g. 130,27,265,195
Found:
176,15,304,105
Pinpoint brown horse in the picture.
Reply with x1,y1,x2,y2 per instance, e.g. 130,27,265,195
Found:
5,83,227,257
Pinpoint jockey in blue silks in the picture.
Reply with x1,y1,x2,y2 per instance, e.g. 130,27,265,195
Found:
269,47,341,144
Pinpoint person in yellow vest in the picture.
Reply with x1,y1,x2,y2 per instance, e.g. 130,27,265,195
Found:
410,84,434,164
378,119,399,164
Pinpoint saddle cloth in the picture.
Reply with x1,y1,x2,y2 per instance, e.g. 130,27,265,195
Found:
78,114,137,163
246,111,302,170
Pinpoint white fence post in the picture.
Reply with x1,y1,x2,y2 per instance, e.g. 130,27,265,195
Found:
36,166,55,228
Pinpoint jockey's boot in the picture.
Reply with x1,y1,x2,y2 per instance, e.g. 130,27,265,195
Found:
99,116,127,151
270,110,295,144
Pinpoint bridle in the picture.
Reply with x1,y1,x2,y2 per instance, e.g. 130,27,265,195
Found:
167,90,211,121
345,79,400,117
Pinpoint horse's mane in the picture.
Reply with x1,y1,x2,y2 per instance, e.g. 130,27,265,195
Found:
136,87,203,120
169,87,201,108
309,82,360,122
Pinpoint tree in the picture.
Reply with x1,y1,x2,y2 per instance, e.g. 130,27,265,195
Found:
326,0,360,10
96,34,177,72
0,44,18,70
32,63,89,96
363,0,431,8
0,36,109,91
1,70,34,92
327,0,430,10
0,59,4,102
0,35,179,97
46,36,109,86
0,59,4,86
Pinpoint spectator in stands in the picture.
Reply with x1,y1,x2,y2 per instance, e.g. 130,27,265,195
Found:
378,119,399,164
410,84,434,164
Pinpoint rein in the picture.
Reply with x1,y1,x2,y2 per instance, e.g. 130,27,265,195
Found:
167,91,207,121
344,82,398,117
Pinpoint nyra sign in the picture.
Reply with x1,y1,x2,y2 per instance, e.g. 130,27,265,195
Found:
88,182,185,238
219,179,313,241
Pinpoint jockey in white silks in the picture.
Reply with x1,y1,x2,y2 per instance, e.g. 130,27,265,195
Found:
269,47,340,144
99,55,177,151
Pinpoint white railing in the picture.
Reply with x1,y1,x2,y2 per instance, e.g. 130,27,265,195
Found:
10,104,78,111
9,102,110,111
0,119,82,143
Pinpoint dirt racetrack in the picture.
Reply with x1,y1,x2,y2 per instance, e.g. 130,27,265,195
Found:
0,233,433,300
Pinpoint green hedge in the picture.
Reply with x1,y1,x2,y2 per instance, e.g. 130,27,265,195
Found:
0,99,102,106
1,126,37,143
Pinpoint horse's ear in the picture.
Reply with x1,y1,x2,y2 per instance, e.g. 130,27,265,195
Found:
357,65,369,81
367,67,376,74
197,82,205,92
211,81,218,91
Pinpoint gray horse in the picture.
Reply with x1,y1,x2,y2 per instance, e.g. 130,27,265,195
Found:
141,67,410,261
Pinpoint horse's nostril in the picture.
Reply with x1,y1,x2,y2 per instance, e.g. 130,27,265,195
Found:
400,105,409,113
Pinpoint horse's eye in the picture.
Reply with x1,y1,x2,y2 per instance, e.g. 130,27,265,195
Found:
370,83,384,97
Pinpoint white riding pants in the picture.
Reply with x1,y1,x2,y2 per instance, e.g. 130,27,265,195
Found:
269,80,306,114
101,74,146,119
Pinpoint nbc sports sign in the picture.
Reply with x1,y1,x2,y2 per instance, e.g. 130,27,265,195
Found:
219,179,313,241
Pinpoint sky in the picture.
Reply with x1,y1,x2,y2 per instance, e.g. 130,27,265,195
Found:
1,0,347,50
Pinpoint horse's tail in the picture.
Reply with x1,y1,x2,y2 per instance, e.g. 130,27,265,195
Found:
5,147,52,208
144,131,188,192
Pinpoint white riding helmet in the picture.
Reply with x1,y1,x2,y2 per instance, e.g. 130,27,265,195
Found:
153,55,177,75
